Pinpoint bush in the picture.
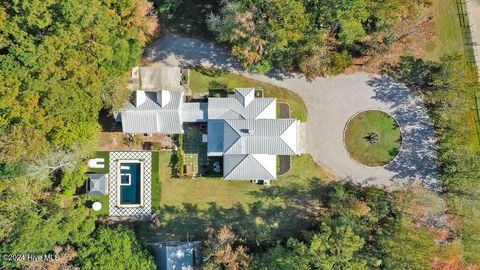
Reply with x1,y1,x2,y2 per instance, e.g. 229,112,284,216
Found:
0,163,23,179
77,226,155,270
152,142,162,150
248,60,273,75
328,51,354,75
155,0,182,15
170,134,185,177
178,133,184,147
177,149,185,178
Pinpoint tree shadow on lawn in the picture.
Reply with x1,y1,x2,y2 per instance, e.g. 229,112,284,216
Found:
151,178,348,250
368,76,441,191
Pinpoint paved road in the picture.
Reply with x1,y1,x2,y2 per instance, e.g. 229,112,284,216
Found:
146,34,440,189
466,0,480,78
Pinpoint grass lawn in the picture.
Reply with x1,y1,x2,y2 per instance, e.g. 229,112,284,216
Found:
151,151,161,211
155,151,326,209
157,151,262,209
137,151,328,242
424,0,463,60
87,195,109,216
275,154,328,187
189,68,308,122
344,110,402,167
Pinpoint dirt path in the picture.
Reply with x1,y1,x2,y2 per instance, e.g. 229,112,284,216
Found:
145,34,440,189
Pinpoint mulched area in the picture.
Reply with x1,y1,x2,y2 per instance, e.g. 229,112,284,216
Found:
278,102,291,119
277,155,291,176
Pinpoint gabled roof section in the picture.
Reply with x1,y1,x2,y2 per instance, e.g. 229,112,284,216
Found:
208,89,276,120
181,102,207,122
121,110,159,134
223,119,298,155
223,154,276,180
235,88,255,107
120,90,184,134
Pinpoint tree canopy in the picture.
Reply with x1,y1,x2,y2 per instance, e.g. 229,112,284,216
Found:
208,0,431,77
78,226,156,270
0,0,157,164
0,0,158,268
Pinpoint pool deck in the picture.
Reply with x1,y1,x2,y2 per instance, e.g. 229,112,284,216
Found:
108,151,152,217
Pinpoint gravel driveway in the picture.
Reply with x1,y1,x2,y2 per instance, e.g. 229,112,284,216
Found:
146,34,440,189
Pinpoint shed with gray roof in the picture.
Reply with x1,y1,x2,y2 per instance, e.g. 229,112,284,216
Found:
87,173,108,195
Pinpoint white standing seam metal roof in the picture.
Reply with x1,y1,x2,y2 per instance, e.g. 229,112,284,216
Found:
134,66,183,91
181,103,208,122
223,119,299,155
223,154,276,180
208,89,276,120
121,91,184,134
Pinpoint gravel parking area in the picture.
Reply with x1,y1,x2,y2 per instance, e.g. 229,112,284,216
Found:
146,34,440,189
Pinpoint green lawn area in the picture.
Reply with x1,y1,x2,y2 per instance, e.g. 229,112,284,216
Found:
344,110,402,167
275,154,327,187
136,151,328,242
189,68,308,122
151,151,161,211
157,151,262,208
424,0,463,60
87,195,109,216
155,151,326,210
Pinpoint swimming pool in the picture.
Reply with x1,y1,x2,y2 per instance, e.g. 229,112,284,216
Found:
117,161,143,207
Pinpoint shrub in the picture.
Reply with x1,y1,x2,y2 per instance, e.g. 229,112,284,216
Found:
328,51,354,75
155,0,182,15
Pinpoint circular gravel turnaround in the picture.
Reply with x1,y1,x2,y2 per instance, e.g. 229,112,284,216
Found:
344,110,402,167
148,33,440,189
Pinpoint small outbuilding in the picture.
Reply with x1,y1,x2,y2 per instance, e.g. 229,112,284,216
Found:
86,173,108,195
151,241,202,270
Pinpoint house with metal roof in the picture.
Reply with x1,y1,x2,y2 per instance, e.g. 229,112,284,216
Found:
206,88,300,180
118,90,186,134
207,118,299,180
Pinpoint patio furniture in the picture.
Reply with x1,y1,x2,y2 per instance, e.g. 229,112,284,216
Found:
213,162,221,173
88,158,105,169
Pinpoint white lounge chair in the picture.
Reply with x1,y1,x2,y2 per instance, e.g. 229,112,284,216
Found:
87,158,105,169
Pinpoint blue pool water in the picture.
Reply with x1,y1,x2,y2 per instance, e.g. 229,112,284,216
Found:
119,162,141,205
